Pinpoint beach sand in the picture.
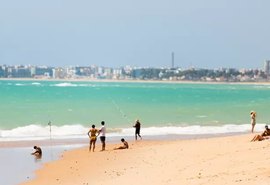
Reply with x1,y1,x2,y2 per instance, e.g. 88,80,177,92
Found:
20,134,270,185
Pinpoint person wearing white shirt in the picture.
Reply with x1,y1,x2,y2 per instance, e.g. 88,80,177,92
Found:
99,121,106,151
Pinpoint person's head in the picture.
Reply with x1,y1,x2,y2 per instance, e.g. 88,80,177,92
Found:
92,124,95,128
101,121,105,125
250,111,256,116
121,138,125,142
136,119,139,123
265,125,269,129
33,146,37,149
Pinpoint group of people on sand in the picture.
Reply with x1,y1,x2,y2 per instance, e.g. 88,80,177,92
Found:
87,119,142,152
87,121,107,152
30,119,142,157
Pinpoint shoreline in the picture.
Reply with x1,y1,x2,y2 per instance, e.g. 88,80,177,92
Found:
1,77,270,85
0,131,248,148
19,133,270,185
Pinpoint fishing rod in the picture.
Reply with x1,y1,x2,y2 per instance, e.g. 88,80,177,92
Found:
48,121,52,140
48,120,53,160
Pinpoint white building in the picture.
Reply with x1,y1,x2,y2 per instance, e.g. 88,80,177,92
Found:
264,60,270,76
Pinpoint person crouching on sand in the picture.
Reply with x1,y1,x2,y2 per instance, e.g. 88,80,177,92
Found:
251,125,270,142
250,111,256,133
114,138,129,150
88,124,98,152
31,146,42,159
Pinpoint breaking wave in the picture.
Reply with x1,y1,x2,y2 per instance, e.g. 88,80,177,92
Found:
0,123,264,141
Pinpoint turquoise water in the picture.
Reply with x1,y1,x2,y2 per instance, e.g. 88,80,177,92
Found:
0,80,270,140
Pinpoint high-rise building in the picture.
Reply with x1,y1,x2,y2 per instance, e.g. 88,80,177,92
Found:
264,60,270,76
171,52,174,69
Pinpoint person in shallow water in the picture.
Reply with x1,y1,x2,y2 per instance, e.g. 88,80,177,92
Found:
31,145,42,159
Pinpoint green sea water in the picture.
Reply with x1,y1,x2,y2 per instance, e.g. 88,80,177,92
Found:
0,80,270,139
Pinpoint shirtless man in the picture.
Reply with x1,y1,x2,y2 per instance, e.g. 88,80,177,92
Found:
114,138,129,150
31,146,42,157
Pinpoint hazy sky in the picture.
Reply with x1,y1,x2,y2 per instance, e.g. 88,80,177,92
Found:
0,0,270,69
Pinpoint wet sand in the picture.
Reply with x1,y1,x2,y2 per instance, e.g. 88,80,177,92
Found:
0,144,84,185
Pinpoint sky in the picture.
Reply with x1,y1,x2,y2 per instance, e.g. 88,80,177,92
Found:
0,0,270,69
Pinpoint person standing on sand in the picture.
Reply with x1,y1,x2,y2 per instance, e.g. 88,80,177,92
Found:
87,124,98,152
133,119,142,140
250,111,256,133
98,121,106,151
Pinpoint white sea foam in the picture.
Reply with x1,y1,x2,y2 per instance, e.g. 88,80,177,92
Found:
31,82,41,85
0,124,266,141
52,83,78,87
15,83,25,86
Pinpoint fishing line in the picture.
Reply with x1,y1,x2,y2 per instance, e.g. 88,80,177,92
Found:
108,96,132,123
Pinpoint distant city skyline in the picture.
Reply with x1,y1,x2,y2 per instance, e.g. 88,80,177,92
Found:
0,0,270,69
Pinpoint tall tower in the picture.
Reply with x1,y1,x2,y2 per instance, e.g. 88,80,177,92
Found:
171,52,174,69
264,60,270,76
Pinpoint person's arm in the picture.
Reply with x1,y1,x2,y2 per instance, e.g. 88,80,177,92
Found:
31,150,40,155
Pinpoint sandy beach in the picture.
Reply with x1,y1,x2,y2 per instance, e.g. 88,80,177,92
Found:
19,134,270,185
1,77,270,85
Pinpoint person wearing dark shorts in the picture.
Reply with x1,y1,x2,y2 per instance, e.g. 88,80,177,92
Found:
98,121,106,151
133,119,142,140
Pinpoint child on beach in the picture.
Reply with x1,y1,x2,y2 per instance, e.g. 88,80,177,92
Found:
88,124,98,152
114,138,129,150
250,111,256,133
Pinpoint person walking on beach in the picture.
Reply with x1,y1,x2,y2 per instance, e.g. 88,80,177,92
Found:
98,121,106,151
250,111,256,133
114,138,129,150
133,119,142,140
88,124,98,152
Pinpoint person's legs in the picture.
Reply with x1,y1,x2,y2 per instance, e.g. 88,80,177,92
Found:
100,136,106,151
138,133,142,139
89,140,92,151
137,129,142,139
251,124,255,133
251,135,258,142
93,140,96,152
102,140,106,150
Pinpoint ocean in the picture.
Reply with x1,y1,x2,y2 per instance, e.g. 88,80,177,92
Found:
0,80,269,141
